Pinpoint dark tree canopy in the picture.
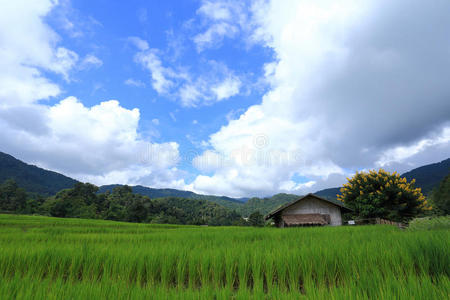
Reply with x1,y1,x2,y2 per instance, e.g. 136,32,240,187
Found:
0,179,245,226
0,179,28,212
248,211,265,227
430,174,450,215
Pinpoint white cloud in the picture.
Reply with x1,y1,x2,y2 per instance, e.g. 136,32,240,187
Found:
193,0,250,51
178,61,242,107
80,54,103,69
133,40,242,106
124,78,146,87
128,36,149,51
52,47,79,80
1,97,183,188
0,0,187,189
0,0,76,106
189,0,450,197
152,118,160,125
197,1,234,20
211,75,241,100
376,127,450,168
194,22,239,51
134,49,176,94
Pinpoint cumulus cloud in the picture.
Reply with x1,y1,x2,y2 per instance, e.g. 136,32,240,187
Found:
1,98,181,183
0,0,75,106
0,0,186,189
189,0,450,197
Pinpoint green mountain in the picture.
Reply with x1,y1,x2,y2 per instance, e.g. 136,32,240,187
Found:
402,158,450,195
314,187,341,200
2,150,447,216
0,152,78,196
240,193,300,216
98,184,246,210
315,158,450,199
99,185,299,216
98,185,297,216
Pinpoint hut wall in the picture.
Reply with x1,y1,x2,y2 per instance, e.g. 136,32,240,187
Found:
281,196,343,226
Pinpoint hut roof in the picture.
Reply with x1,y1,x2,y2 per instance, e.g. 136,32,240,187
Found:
265,193,352,220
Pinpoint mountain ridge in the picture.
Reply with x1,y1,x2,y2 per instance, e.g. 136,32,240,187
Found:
0,152,78,196
314,158,450,199
0,151,448,213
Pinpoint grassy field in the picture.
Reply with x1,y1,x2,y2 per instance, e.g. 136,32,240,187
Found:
0,214,448,299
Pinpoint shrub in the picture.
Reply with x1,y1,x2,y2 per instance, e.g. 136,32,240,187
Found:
338,169,430,222
408,216,450,231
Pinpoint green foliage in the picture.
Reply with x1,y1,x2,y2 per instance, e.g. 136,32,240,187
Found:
100,185,299,217
42,182,99,218
0,179,28,212
239,193,299,217
408,216,450,231
247,211,265,227
429,174,450,215
339,169,429,222
1,151,448,218
0,214,448,299
99,184,245,210
150,197,242,225
2,180,244,226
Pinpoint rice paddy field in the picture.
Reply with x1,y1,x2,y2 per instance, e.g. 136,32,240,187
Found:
0,214,448,299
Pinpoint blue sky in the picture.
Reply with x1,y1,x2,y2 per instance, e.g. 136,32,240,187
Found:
1,0,449,197
47,0,273,178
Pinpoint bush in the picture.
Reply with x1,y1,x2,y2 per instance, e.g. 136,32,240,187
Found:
338,169,429,222
408,216,450,231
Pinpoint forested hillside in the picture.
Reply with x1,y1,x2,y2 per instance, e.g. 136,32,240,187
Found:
99,184,245,210
0,152,78,196
239,193,300,216
0,181,244,226
402,158,450,195
1,151,447,218
99,184,296,216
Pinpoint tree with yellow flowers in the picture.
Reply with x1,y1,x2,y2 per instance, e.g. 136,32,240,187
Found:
337,169,430,222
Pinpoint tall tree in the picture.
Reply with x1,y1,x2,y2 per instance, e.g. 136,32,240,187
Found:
430,174,450,215
338,169,430,222
0,179,28,212
248,211,265,227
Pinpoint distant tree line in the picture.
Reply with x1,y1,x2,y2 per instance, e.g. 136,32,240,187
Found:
0,179,267,226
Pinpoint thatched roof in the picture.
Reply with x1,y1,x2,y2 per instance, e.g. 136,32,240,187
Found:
282,214,329,226
265,193,352,220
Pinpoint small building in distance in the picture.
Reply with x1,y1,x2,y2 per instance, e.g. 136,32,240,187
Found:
265,193,352,227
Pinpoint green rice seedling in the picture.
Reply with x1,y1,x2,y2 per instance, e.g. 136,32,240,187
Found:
0,214,448,299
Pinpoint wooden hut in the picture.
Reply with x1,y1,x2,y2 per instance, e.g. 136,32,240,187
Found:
265,193,352,227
